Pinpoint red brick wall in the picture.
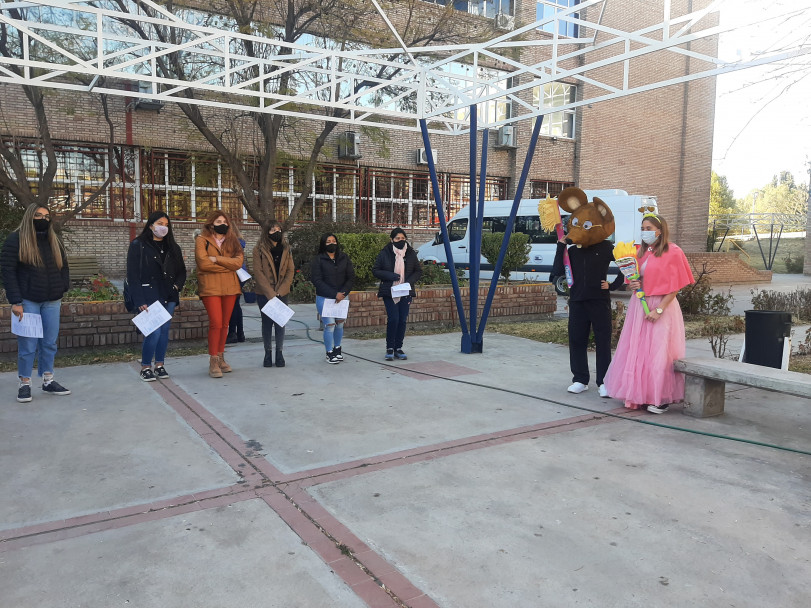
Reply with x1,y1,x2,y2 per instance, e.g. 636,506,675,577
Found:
685,252,772,284
345,283,557,329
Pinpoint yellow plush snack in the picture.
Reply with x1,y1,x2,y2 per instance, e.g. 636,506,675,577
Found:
538,196,562,231
613,241,637,259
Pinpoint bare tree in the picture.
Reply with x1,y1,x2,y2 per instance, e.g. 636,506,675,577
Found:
0,8,120,229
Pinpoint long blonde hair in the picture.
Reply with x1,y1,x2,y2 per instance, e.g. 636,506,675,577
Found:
17,204,64,269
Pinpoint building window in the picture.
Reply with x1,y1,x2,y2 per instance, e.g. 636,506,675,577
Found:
536,0,579,38
532,82,576,138
529,180,574,199
425,1,513,18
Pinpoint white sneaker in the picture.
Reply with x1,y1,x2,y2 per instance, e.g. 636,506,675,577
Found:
598,384,609,398
567,382,588,394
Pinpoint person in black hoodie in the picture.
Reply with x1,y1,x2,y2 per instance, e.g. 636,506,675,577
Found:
310,233,355,364
1,204,71,403
372,227,422,361
126,211,187,382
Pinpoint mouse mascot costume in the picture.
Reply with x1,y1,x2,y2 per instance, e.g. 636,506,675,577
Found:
551,187,624,397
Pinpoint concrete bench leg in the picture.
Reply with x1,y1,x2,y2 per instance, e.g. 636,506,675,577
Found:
682,376,725,418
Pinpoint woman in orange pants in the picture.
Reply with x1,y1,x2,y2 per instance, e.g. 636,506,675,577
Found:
195,210,244,378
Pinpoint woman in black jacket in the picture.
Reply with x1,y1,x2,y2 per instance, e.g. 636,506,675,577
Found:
372,228,422,361
126,211,187,381
0,204,71,403
310,233,355,364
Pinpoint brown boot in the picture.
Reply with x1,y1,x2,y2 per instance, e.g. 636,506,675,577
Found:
218,352,233,373
209,355,223,378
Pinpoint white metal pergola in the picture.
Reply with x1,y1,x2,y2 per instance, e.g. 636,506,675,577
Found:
0,0,808,134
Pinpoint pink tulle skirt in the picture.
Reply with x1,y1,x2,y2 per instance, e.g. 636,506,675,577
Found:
603,293,687,408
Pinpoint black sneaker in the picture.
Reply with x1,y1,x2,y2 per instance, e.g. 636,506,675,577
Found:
333,346,343,361
42,380,71,395
394,349,407,360
153,366,169,380
140,368,157,382
647,403,670,414
17,383,32,403
326,350,341,364
385,349,394,361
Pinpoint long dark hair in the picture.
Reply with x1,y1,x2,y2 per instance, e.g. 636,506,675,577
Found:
259,219,285,250
136,211,185,274
318,232,341,255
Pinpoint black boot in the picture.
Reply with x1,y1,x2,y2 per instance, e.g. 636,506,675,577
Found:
237,331,246,343
263,350,273,367
226,331,238,344
275,350,285,367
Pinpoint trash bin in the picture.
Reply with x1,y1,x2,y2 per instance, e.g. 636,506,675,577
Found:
742,310,792,369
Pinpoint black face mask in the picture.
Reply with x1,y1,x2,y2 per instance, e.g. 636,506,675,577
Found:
325,243,338,254
212,224,229,235
33,219,50,233
393,240,406,250
269,232,283,243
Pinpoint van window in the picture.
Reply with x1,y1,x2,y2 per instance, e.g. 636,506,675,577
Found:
448,218,468,242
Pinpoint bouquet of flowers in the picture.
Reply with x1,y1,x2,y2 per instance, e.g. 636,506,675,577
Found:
613,241,650,314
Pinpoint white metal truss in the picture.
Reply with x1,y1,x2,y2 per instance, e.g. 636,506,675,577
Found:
0,0,809,134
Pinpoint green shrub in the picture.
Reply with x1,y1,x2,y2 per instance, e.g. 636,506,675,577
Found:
289,269,316,303
783,253,805,274
180,268,198,298
286,218,376,280
417,260,465,286
678,274,713,315
64,274,120,301
337,232,391,290
751,287,811,321
480,232,531,282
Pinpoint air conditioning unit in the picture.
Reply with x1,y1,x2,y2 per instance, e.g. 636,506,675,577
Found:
338,131,362,159
417,148,437,165
134,81,164,112
495,125,516,148
494,12,515,32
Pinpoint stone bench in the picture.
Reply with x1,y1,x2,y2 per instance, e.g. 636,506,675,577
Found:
674,357,811,418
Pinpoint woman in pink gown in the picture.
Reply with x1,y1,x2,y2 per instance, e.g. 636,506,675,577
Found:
603,213,695,413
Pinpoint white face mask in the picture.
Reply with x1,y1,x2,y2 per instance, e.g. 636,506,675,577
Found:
641,230,658,245
151,224,169,238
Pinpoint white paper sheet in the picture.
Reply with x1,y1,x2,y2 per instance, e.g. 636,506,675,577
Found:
236,267,252,282
131,301,172,337
11,312,43,338
391,282,412,297
321,297,350,319
261,297,295,327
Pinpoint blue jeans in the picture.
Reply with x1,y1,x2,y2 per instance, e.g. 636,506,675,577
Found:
316,295,344,353
141,301,177,366
382,296,412,350
18,299,62,379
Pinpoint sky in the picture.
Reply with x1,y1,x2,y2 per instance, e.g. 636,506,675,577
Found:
711,0,811,199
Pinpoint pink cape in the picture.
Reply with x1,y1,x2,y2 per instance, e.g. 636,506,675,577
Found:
639,244,694,296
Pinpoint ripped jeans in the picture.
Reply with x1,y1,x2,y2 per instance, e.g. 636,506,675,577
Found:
316,295,345,353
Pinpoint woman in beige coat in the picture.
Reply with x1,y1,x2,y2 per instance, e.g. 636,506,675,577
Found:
252,220,295,368
195,210,244,377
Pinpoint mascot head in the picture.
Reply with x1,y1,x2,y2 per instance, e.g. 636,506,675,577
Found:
557,187,615,247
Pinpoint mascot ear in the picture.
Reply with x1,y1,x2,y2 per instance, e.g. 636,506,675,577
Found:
557,187,588,213
593,197,614,224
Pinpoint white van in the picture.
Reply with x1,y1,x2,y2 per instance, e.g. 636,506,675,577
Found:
415,189,658,294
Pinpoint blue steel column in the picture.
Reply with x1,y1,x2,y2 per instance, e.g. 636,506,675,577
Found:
476,115,544,342
419,119,469,338
465,105,478,353
470,126,489,353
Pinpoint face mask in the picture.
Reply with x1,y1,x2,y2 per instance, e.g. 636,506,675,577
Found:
151,224,169,238
33,219,50,232
641,230,658,245
269,232,282,243
213,224,229,235
393,240,406,250
325,243,338,253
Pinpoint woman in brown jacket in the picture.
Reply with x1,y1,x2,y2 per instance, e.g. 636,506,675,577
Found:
195,210,244,377
252,220,295,368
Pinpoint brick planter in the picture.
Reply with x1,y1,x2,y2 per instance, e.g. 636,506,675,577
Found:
344,282,557,330
0,298,207,354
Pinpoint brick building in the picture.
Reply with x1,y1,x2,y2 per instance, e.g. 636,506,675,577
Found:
0,0,717,277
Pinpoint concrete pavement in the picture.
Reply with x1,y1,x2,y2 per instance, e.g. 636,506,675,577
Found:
1,281,809,607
